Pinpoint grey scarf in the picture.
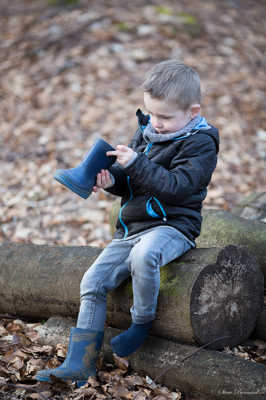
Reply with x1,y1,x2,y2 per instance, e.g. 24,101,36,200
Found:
143,114,202,143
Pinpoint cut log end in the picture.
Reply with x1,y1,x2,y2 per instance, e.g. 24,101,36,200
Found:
190,245,264,349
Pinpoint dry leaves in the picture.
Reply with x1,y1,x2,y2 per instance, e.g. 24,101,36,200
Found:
223,340,266,365
0,0,266,249
0,318,183,399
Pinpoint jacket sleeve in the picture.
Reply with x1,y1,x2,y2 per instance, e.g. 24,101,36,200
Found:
123,133,218,205
105,163,129,197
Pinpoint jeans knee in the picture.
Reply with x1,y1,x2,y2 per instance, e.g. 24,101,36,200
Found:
130,245,160,275
80,269,99,297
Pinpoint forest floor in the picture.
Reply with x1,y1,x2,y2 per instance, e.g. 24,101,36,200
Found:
0,0,266,399
0,0,266,248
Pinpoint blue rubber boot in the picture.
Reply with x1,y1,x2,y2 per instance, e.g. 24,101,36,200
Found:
110,322,152,357
35,327,104,387
54,138,116,199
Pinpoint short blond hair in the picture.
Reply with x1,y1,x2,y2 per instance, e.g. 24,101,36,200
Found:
142,60,201,110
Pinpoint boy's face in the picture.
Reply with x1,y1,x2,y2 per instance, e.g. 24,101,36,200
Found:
143,92,200,134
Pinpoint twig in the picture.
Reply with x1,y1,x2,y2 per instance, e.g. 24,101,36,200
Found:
178,335,232,363
155,335,232,382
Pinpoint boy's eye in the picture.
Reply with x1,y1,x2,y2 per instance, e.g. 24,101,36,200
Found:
158,115,171,121
149,112,171,120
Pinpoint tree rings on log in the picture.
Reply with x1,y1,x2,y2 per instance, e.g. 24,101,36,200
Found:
190,246,264,349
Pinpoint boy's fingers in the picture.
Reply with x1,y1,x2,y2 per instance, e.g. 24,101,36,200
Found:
107,146,129,156
96,173,102,186
116,145,128,151
102,169,107,177
101,172,106,184
106,150,117,156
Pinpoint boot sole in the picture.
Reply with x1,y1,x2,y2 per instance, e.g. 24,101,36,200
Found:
35,373,86,388
54,172,92,199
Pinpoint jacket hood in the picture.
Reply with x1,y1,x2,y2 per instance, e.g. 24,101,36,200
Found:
199,125,219,154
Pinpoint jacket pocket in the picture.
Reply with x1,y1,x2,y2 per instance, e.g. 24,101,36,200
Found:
146,196,167,222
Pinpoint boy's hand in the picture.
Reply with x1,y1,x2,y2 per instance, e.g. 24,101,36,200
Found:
107,145,136,167
93,169,113,192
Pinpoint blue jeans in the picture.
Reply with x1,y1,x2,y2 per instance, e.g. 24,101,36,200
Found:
77,226,193,330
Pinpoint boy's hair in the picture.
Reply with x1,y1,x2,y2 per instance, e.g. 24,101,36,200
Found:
142,60,201,110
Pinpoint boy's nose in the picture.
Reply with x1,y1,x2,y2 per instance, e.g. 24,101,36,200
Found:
152,117,163,129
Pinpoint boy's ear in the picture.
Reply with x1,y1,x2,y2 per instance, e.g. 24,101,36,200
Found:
189,104,201,119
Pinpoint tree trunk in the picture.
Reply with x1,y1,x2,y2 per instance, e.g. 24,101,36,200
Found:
197,209,266,281
104,327,266,400
0,242,263,350
254,306,266,342
231,191,266,222
34,318,266,400
0,242,101,319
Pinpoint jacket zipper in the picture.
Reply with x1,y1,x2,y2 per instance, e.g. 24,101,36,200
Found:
144,142,167,222
119,176,133,239
144,142,153,155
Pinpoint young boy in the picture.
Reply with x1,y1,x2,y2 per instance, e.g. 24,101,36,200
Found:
35,60,219,387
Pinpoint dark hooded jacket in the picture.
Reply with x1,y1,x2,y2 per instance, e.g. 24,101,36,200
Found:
107,110,219,243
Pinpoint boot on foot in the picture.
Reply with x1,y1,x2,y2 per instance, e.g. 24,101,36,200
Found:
35,327,104,387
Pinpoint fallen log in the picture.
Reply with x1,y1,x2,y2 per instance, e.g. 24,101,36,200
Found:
231,192,266,343
0,242,101,319
105,327,266,400
198,209,266,281
254,306,266,342
0,242,263,349
34,317,266,400
231,191,266,222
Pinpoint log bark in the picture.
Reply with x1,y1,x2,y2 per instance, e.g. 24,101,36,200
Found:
0,242,263,350
105,327,266,400
197,209,266,281
0,242,101,319
34,317,266,400
254,306,266,342
231,191,266,222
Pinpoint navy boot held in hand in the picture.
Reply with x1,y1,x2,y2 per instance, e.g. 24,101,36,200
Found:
110,321,152,357
35,327,104,387
54,138,116,199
